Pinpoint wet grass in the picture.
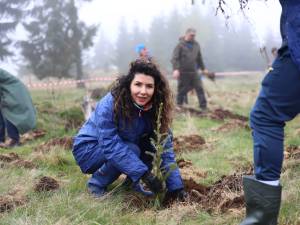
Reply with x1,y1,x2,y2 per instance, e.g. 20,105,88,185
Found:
0,75,299,225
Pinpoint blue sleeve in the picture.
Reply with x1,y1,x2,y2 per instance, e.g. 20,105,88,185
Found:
161,131,184,192
95,94,148,182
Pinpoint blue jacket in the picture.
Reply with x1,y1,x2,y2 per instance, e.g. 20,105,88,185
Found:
280,0,300,71
73,93,183,191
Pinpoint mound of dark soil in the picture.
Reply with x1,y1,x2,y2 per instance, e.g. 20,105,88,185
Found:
210,108,248,122
34,176,59,192
183,173,246,213
215,120,249,132
34,137,73,152
173,135,205,153
0,152,20,162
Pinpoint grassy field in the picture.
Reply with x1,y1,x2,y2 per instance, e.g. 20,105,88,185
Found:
0,74,299,225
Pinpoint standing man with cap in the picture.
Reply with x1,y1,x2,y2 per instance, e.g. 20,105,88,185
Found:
0,68,36,148
171,28,209,111
240,0,300,224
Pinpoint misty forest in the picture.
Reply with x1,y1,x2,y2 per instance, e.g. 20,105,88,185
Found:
1,1,299,225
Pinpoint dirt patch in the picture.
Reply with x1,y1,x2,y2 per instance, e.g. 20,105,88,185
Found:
177,159,207,181
0,152,20,162
183,173,245,213
210,108,248,122
203,174,244,213
173,135,205,153
184,178,208,195
285,145,300,160
214,119,250,132
0,152,36,169
178,166,252,213
34,137,73,152
0,191,27,213
21,129,46,143
34,176,59,192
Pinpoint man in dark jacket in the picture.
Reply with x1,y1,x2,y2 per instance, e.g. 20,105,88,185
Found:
171,28,209,110
240,0,300,224
0,69,36,147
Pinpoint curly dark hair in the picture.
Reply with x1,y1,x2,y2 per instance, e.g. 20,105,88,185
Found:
111,59,173,133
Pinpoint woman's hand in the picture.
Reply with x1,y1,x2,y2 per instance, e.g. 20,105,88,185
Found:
141,171,163,194
164,188,188,203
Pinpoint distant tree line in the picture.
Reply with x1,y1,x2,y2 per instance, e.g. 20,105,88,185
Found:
93,6,280,75
1,1,279,79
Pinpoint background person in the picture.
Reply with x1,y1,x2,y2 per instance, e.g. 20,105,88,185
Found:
171,28,210,111
0,68,36,148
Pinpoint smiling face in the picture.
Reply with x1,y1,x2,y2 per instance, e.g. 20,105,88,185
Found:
130,73,155,106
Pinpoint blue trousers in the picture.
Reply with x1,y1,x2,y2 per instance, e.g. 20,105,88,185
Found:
250,47,300,181
88,139,155,188
0,111,20,142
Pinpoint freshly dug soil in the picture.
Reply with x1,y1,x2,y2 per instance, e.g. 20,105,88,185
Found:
210,108,248,122
173,135,205,153
34,176,59,192
214,120,249,132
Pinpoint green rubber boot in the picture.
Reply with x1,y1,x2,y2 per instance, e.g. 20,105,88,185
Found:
240,175,282,225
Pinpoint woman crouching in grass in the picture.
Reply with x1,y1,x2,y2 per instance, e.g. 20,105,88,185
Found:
72,59,186,201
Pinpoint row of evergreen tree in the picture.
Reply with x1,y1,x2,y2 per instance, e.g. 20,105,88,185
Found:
1,1,280,80
94,7,281,75
1,0,96,81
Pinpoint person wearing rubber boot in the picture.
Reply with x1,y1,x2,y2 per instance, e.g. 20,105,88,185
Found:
240,1,300,224
73,60,185,200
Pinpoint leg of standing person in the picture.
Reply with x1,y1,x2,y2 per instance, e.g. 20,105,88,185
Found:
5,119,20,147
192,73,207,110
241,49,300,224
177,73,192,106
0,112,6,143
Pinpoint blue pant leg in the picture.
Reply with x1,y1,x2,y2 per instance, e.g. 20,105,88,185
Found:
5,119,19,142
88,161,121,188
72,141,107,174
0,112,5,142
88,142,141,188
250,51,300,181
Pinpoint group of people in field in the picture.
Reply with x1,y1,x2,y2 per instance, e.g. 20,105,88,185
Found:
1,1,300,224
